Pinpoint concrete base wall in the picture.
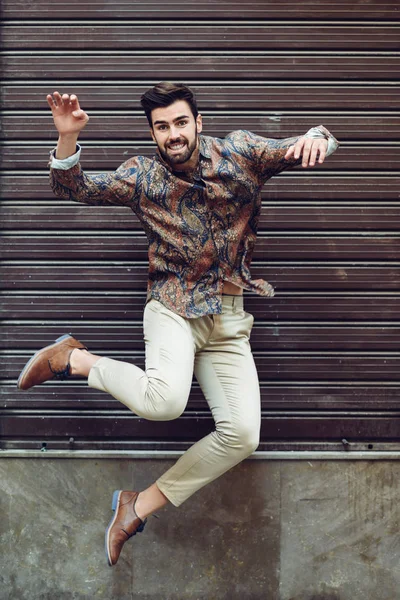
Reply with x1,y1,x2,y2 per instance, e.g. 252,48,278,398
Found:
1,457,399,600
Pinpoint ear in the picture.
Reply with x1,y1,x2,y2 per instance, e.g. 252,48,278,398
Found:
150,127,156,142
196,113,203,134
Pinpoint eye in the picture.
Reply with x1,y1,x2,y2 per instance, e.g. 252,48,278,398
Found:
177,120,188,127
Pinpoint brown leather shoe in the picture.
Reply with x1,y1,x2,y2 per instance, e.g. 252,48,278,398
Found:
105,490,147,567
17,334,88,390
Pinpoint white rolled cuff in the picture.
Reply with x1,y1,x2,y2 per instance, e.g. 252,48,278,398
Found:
304,127,338,157
50,144,81,169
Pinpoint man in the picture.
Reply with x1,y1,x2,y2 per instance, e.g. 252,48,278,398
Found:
17,82,339,566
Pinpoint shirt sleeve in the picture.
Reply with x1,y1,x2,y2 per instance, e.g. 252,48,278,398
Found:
49,147,142,208
226,127,339,184
50,145,81,170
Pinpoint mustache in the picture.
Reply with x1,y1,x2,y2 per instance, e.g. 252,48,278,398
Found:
167,138,187,147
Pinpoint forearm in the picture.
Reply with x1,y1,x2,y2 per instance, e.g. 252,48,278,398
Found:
238,124,339,182
49,142,105,204
50,163,123,206
56,133,80,160
50,162,95,204
49,149,141,208
49,145,87,202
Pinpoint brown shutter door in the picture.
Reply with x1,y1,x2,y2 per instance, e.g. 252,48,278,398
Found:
1,1,400,451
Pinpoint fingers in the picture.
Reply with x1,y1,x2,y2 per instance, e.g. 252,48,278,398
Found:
72,109,87,120
70,95,86,119
284,145,295,160
318,140,327,164
285,136,329,168
309,141,320,167
284,136,307,161
46,92,81,113
46,92,61,111
53,91,63,107
46,94,55,110
69,94,80,112
305,139,328,166
301,137,313,167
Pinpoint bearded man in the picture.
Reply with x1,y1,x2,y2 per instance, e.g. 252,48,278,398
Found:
18,82,339,566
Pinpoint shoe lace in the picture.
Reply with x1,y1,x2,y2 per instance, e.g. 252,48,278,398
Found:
48,361,71,380
122,518,147,539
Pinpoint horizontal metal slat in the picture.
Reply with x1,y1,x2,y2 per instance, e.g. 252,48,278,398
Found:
2,234,400,261
0,441,394,452
2,0,398,19
2,264,400,291
3,55,400,81
3,24,400,50
2,204,400,231
1,145,398,171
3,294,400,321
3,383,400,410
1,412,399,442
3,323,400,351
257,206,400,230
2,84,399,110
2,114,400,141
2,175,398,201
3,353,400,381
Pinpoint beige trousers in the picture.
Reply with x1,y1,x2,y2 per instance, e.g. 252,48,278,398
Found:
88,296,261,506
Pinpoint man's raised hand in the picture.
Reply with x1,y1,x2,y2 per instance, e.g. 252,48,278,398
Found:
284,136,328,168
46,92,89,137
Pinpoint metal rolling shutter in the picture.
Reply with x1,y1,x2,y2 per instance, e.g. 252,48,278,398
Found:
1,1,400,451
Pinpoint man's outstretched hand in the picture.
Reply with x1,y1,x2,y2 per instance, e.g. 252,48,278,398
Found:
46,91,89,137
284,136,328,167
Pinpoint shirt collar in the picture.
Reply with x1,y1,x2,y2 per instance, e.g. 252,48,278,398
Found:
199,135,212,159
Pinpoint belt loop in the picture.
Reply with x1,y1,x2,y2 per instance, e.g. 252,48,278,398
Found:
232,295,237,313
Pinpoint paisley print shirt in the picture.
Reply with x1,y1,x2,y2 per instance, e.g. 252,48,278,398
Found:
49,127,338,318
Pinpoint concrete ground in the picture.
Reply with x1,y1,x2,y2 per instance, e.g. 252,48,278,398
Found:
1,456,400,600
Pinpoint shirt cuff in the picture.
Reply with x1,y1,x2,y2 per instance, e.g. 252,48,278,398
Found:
50,144,81,169
304,126,339,157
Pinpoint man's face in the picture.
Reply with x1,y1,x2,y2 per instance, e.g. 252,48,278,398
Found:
150,100,202,169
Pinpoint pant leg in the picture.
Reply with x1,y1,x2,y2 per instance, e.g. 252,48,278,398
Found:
156,298,260,506
88,299,195,421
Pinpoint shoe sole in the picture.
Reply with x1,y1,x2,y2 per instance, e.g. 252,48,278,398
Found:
105,490,122,567
17,334,72,390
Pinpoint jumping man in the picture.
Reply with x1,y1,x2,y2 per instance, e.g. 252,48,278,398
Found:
17,82,339,566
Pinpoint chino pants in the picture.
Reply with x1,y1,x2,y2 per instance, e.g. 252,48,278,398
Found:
88,295,261,506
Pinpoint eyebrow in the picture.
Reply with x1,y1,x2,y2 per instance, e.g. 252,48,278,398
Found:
153,114,191,126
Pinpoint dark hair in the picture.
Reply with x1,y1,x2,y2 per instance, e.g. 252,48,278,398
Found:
140,81,199,128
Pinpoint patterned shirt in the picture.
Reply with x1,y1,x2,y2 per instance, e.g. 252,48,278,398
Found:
50,127,338,318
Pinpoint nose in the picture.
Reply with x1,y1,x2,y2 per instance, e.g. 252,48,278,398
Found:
168,126,181,140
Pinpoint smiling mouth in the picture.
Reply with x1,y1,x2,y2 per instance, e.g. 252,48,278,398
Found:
168,142,186,152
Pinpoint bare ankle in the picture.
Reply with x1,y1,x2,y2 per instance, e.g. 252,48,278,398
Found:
134,484,169,520
69,348,83,375
69,348,99,376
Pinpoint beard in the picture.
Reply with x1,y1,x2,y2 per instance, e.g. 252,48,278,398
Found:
158,127,198,167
